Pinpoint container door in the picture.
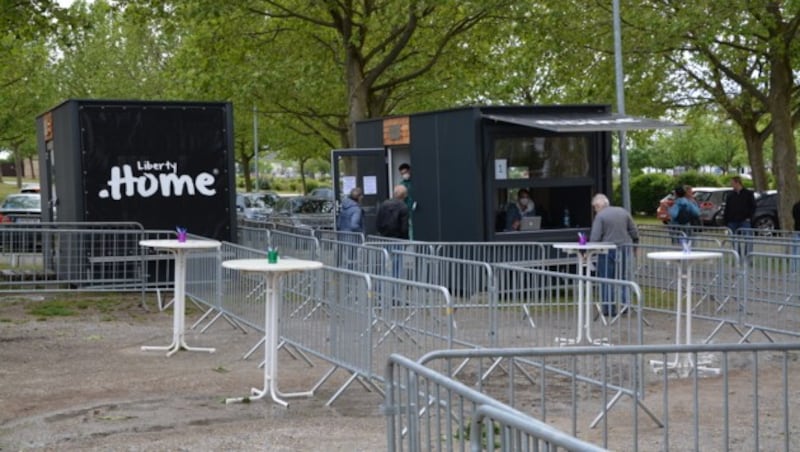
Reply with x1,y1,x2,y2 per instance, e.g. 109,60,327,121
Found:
331,148,388,236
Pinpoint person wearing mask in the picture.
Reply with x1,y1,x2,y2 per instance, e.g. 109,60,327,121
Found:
505,188,536,231
398,163,415,239
723,176,756,258
589,193,640,317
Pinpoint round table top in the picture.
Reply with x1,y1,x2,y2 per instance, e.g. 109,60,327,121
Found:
552,242,616,252
139,239,222,251
646,250,723,261
222,258,324,273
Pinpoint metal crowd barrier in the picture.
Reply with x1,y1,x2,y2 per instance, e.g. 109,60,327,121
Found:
384,353,605,452
415,343,800,451
5,224,800,450
0,223,176,296
739,251,800,341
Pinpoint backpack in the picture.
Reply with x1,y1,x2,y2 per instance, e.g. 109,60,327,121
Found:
675,203,700,226
377,201,402,236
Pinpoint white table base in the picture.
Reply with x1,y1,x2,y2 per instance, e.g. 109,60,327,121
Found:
226,272,314,406
552,243,615,346
647,252,722,377
223,258,323,407
141,246,216,357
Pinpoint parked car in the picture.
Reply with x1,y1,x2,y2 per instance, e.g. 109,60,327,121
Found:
20,183,40,193
236,192,277,221
0,193,42,223
751,191,779,231
0,193,42,252
308,187,335,200
271,195,335,229
273,196,334,215
656,187,732,225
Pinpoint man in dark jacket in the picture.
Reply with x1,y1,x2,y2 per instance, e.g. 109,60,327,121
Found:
377,185,409,279
376,185,409,239
723,176,756,258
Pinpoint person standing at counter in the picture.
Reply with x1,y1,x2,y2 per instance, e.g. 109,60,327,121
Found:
589,193,639,317
377,185,410,279
398,163,415,239
505,188,536,231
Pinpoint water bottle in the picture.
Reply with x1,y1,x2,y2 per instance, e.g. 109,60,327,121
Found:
563,208,570,228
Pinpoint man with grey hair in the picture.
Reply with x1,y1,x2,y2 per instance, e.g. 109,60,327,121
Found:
589,193,639,317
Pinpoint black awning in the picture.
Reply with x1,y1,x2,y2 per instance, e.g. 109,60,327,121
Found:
483,112,684,132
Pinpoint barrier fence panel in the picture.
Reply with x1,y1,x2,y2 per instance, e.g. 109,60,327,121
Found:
392,250,495,348
490,263,644,350
740,251,800,341
417,343,800,452
631,243,744,343
384,354,605,452
433,241,550,266
236,225,270,251
282,266,378,405
0,222,178,294
217,243,271,332
268,229,320,261
368,275,455,375
638,224,730,250
315,229,364,244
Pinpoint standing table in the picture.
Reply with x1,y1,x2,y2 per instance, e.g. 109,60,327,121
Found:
223,257,324,407
646,250,722,376
139,239,221,357
552,242,616,346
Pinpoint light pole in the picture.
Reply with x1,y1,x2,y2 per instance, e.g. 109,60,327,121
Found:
613,0,631,212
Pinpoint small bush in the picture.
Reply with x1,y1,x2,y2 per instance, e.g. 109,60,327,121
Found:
630,173,674,215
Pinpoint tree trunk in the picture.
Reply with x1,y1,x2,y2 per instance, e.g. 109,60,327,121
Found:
238,139,253,192
299,158,307,195
768,46,799,231
741,124,767,191
12,142,23,189
344,46,368,148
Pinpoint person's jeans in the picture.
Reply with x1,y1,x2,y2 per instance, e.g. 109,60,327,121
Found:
596,248,630,314
337,232,359,269
727,220,752,260
388,243,404,279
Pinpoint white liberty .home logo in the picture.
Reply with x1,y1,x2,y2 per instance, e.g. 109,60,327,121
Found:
98,160,218,200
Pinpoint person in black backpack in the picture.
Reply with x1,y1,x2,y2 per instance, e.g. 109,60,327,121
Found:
376,185,409,279
669,186,701,225
377,185,410,239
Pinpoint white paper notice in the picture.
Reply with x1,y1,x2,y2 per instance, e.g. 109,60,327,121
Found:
363,176,377,195
342,176,357,195
495,159,508,180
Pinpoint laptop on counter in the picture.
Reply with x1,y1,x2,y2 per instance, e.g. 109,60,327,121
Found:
519,216,542,231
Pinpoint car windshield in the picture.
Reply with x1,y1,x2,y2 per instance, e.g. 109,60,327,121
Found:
2,196,40,209
693,192,716,202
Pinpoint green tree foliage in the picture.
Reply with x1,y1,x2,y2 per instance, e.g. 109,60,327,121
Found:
626,0,800,229
630,173,674,215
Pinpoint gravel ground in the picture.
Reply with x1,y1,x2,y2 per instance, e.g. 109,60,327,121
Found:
0,294,385,451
